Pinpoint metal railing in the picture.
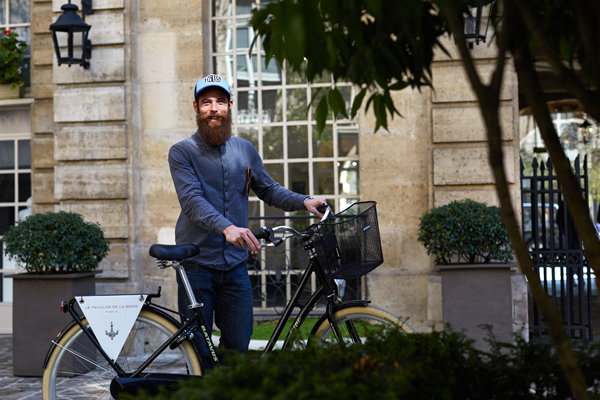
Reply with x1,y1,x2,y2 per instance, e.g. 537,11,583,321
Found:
521,155,594,340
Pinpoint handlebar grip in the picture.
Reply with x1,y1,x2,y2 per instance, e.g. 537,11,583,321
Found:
316,204,329,214
252,226,272,242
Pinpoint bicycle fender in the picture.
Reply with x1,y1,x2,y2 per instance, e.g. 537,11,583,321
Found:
309,300,370,337
42,305,192,369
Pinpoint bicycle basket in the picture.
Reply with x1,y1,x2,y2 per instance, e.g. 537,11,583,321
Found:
311,201,383,280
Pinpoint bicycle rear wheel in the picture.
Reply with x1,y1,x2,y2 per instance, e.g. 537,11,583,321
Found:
312,305,414,344
42,309,202,400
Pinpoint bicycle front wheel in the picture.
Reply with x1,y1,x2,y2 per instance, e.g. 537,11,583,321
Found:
312,305,414,344
42,309,202,400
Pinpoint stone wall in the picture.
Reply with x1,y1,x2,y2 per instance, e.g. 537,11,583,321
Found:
360,31,521,332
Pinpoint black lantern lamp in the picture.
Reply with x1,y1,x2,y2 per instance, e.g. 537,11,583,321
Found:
464,0,495,49
49,0,93,69
579,118,593,144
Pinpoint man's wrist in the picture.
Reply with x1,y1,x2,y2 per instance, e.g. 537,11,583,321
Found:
303,196,313,207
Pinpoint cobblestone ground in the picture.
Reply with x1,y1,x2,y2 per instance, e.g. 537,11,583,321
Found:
0,335,43,400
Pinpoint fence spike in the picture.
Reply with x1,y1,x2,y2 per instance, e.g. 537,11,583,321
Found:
584,154,588,174
532,157,539,171
575,155,581,175
546,157,553,172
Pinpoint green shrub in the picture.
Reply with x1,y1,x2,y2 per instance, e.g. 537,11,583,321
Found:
124,328,600,400
0,30,28,89
417,198,513,265
2,211,110,274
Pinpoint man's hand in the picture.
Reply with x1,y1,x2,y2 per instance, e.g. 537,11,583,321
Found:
223,225,261,254
304,197,328,218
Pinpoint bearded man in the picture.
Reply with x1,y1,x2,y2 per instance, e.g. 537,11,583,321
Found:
168,74,325,367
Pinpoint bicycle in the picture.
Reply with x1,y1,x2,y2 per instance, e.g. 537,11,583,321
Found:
42,201,414,400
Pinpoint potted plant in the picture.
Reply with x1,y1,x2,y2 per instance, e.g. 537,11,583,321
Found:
0,29,28,99
3,211,109,376
418,199,526,349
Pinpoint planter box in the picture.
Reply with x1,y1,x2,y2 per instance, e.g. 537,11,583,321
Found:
436,263,528,350
7,272,99,377
0,84,24,100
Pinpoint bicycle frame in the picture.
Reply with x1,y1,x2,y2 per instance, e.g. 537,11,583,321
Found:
52,233,358,382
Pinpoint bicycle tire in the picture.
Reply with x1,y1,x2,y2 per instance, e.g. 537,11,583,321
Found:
42,309,202,400
312,305,415,344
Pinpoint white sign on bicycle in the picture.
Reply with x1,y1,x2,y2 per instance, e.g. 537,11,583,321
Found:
79,295,147,361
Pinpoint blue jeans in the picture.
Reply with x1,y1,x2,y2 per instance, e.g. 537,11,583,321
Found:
177,262,253,368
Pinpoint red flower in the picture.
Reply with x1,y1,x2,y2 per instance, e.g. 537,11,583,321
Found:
3,30,11,35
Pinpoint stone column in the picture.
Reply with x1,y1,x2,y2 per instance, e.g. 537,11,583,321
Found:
360,29,522,334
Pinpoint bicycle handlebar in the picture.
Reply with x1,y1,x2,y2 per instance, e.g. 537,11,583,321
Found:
251,202,333,246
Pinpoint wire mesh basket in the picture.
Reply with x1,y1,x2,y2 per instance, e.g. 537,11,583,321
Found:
311,201,383,280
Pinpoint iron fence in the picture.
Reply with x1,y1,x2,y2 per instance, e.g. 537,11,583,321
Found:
521,155,594,340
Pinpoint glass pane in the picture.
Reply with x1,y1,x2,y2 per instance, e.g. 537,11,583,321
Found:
289,162,308,195
312,125,333,158
18,204,31,221
287,88,307,122
261,55,282,86
339,198,359,212
9,0,29,24
288,125,308,159
236,0,254,15
213,55,233,84
17,139,30,169
0,207,14,236
0,174,15,202
338,125,359,156
238,126,259,150
236,18,255,51
213,0,232,17
0,1,5,25
237,54,258,88
7,26,29,87
0,142,14,170
212,19,232,53
237,90,259,124
263,126,283,159
18,173,30,202
337,85,352,120
286,61,307,85
0,109,30,134
265,162,283,184
262,89,282,123
312,70,332,84
314,161,334,195
339,160,359,195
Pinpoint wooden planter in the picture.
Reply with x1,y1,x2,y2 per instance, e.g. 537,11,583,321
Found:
0,84,24,100
436,263,527,350
6,272,99,377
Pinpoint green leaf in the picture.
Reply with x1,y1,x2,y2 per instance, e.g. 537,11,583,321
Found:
327,88,348,119
350,87,367,119
315,95,328,135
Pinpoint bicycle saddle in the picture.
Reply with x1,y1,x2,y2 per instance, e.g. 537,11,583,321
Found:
149,244,200,260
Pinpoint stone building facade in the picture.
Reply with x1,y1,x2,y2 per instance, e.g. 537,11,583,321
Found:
0,0,523,335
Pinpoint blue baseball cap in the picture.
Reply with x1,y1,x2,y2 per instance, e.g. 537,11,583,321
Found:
194,74,231,101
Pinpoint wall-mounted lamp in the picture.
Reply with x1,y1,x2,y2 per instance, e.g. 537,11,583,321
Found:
49,0,93,69
578,119,593,144
464,0,495,49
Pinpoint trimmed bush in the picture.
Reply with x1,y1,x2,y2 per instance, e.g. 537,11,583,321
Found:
2,211,109,274
417,198,513,265
123,328,600,400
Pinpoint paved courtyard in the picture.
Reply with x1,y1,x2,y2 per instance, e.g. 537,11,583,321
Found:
0,335,43,400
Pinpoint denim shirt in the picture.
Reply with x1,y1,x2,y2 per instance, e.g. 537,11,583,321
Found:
169,131,307,270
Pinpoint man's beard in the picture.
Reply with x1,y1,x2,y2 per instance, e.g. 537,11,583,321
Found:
197,109,232,147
